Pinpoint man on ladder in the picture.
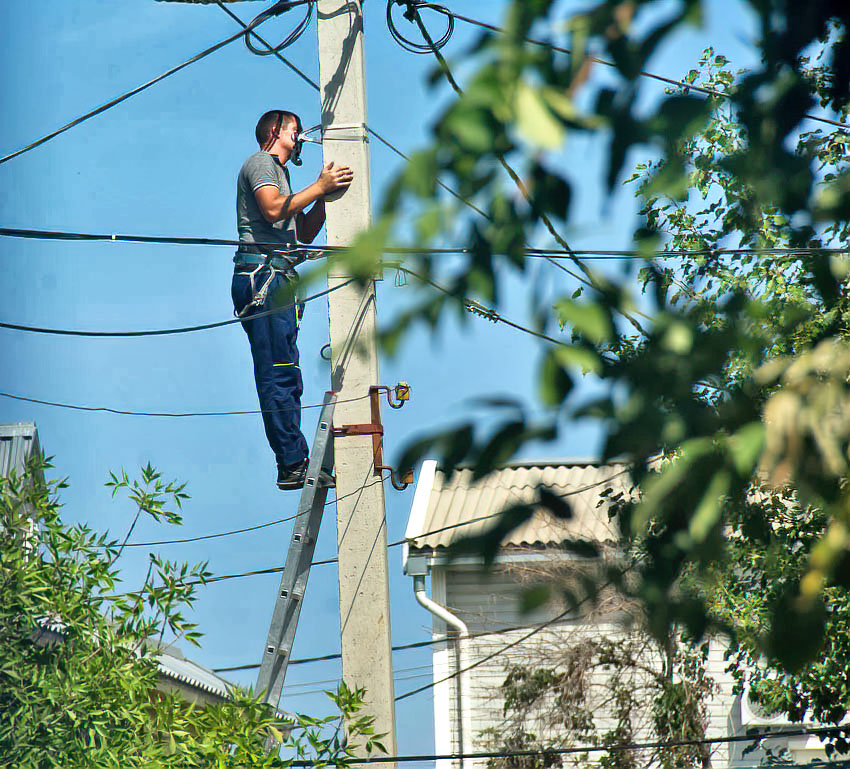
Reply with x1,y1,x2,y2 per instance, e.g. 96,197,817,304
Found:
232,109,353,490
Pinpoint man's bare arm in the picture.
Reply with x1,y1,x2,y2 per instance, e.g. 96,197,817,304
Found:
296,199,326,243
254,161,353,228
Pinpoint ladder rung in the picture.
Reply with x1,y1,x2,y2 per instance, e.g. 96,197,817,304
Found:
256,391,337,707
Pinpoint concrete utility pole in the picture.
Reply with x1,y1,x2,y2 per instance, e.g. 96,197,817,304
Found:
317,0,398,762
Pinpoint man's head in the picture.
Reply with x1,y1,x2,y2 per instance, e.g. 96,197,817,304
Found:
255,110,302,162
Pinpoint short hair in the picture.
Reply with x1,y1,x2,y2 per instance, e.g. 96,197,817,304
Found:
255,110,300,147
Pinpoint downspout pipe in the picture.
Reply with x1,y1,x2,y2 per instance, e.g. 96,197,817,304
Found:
414,574,469,769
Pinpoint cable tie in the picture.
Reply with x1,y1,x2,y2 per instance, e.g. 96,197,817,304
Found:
321,123,369,143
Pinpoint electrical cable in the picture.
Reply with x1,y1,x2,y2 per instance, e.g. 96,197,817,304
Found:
3,226,847,258
279,663,433,693
396,601,579,702
390,1,849,133
211,0,492,221
0,226,333,252
365,128,491,219
0,0,315,166
0,278,356,338
211,466,633,674
394,264,569,347
121,478,387,549
399,3,650,338
215,1,320,90
282,725,850,765
215,615,585,673
124,514,298,548
243,0,314,56
0,390,371,419
386,0,454,54
149,465,629,562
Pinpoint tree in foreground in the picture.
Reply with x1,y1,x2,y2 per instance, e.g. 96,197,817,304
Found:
334,0,850,741
0,459,385,768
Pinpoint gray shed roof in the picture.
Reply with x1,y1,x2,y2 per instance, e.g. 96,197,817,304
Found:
405,459,632,555
156,645,234,700
0,422,42,479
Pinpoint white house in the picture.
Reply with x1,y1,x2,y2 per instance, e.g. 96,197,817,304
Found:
402,459,834,769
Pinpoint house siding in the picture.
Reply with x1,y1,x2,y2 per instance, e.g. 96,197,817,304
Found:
428,563,742,769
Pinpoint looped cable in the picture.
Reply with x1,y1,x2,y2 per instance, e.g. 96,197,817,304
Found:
245,0,315,56
386,0,454,54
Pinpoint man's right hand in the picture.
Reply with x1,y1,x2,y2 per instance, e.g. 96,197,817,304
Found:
317,161,354,195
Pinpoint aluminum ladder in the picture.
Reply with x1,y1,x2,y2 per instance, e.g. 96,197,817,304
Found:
255,390,336,708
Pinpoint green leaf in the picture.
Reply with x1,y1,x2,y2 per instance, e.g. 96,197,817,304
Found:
553,299,614,344
538,348,574,406
538,487,573,520
443,105,496,153
520,585,551,613
688,468,730,543
515,81,565,149
727,422,764,475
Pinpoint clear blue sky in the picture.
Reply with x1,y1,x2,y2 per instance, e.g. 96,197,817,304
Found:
0,0,759,760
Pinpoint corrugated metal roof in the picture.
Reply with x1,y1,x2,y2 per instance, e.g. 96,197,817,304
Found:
407,460,632,552
156,646,233,700
0,422,41,479
34,621,235,702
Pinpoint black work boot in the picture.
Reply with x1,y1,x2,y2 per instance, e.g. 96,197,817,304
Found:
276,459,307,490
276,460,335,490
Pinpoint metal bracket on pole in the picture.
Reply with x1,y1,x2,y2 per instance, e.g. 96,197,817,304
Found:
256,391,337,709
332,383,413,489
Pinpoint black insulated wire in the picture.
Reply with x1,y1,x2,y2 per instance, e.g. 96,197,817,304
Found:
386,0,454,54
0,390,372,419
280,727,850,765
413,3,849,134
244,0,314,56
0,0,314,166
0,278,356,338
2,226,847,258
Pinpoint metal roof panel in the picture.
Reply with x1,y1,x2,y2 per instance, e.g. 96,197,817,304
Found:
407,461,632,551
0,423,41,479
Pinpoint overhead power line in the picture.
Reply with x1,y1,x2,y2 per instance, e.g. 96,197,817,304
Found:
392,1,848,133
396,605,571,702
4,226,847,257
395,264,568,347
166,462,629,558
123,478,387,550
401,2,651,338
212,468,633,674
149,466,629,562
283,724,850,765
0,390,371,419
216,0,320,90
215,613,584,673
0,278,355,338
0,0,315,166
213,0,491,221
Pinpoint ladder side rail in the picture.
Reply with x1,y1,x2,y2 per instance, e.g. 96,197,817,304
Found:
255,391,337,704
260,483,331,707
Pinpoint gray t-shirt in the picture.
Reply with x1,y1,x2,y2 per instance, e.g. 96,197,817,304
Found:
235,151,298,258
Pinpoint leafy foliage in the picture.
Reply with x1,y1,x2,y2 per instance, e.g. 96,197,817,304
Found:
0,458,384,768
481,609,716,769
354,1,850,676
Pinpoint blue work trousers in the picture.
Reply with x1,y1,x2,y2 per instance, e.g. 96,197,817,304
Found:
232,269,309,469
